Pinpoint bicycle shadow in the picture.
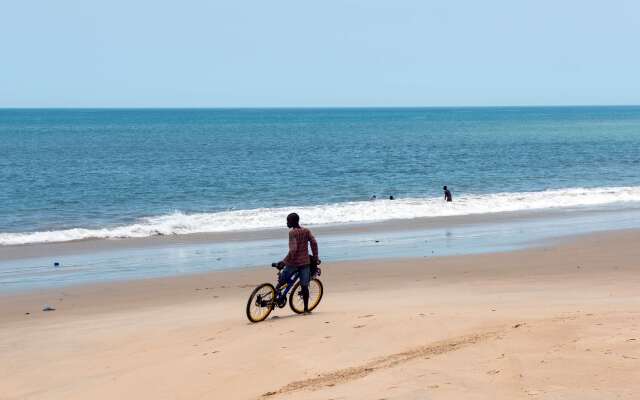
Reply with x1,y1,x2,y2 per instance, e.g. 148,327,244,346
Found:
247,311,326,325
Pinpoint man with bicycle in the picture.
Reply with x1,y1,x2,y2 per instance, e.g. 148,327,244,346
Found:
277,213,320,314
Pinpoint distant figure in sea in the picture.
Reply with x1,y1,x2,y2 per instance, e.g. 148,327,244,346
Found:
370,195,377,200
389,195,395,200
443,186,452,202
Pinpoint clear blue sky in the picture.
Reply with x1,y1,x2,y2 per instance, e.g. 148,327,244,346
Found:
1,0,639,107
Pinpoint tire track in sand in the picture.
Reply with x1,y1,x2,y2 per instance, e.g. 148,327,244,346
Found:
261,330,499,398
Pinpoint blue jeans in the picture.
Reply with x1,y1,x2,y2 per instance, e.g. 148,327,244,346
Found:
280,264,310,288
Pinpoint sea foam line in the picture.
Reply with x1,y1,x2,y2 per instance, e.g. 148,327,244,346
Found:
2,186,640,245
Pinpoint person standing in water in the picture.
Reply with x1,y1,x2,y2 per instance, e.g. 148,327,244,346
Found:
443,186,452,202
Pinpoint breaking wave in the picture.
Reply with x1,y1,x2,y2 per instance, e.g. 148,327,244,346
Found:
2,186,640,245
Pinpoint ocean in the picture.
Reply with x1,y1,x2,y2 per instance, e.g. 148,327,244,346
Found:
1,106,640,245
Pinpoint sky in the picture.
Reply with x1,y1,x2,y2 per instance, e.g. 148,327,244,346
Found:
1,0,639,107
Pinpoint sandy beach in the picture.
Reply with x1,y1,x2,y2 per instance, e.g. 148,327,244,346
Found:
2,229,639,399
4,1,640,398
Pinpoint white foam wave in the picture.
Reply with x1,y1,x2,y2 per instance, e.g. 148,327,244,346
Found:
2,186,640,245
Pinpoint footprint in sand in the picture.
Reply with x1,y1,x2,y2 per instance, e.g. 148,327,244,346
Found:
358,314,375,319
353,325,366,329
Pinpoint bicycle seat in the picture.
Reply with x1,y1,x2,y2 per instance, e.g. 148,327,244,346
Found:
271,262,285,270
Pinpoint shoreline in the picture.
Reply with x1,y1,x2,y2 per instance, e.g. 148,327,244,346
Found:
3,207,640,293
2,229,639,399
2,205,639,261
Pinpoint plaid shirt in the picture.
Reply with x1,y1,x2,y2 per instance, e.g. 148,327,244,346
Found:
283,227,318,266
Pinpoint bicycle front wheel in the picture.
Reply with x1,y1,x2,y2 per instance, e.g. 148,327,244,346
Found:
246,283,276,323
289,278,323,314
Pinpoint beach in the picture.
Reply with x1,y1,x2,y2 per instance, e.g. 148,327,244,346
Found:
2,229,639,399
4,0,640,397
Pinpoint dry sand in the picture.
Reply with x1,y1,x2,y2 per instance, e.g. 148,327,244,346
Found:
1,230,639,399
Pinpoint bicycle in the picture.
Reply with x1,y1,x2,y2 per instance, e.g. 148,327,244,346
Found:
246,259,324,323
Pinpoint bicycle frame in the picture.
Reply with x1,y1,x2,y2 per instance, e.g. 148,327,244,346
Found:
275,269,300,304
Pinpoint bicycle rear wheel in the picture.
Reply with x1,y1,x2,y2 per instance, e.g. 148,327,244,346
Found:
289,278,323,314
246,283,276,322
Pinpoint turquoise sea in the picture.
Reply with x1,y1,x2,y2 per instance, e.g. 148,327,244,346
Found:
1,106,640,244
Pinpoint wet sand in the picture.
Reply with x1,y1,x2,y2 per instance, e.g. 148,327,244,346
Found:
1,229,639,399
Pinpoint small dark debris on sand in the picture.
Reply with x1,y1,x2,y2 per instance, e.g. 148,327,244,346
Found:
42,306,56,312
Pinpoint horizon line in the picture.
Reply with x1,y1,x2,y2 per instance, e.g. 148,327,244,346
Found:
1,104,640,110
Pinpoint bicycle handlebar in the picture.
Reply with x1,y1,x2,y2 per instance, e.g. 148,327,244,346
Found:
272,258,321,269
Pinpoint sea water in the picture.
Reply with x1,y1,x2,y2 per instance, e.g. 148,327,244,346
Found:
2,106,640,245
